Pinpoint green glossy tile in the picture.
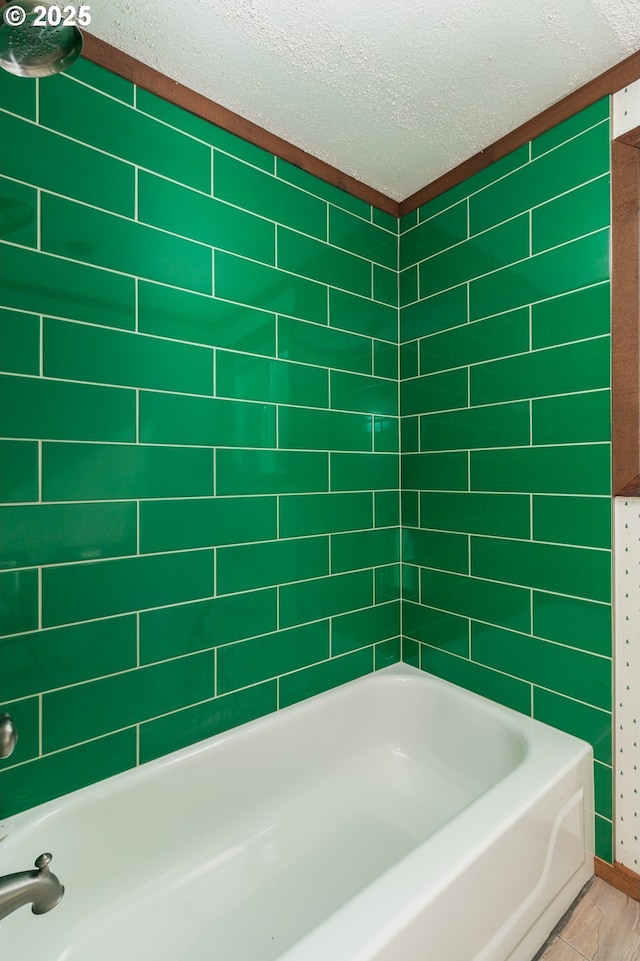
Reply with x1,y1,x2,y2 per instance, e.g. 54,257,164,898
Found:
0,68,36,118
216,251,327,324
279,648,372,708
0,730,135,818
279,316,371,373
41,195,212,294
471,339,609,405
420,215,529,299
401,416,419,453
532,284,610,349
137,88,273,172
420,492,530,538
138,281,275,355
402,528,468,574
401,342,418,379
0,441,38,502
470,230,609,321
400,201,467,269
472,536,610,602
471,444,611,495
401,490,419,527
417,146,530,222
279,570,373,628
375,490,400,527
402,451,468,490
420,308,530,376
532,99,609,158
330,452,397,491
402,564,419,601
141,496,276,553
216,449,328,495
217,352,328,407
217,537,328,594
374,341,398,380
470,123,610,234
401,284,467,341
532,389,610,445
595,814,613,863
331,528,399,574
0,243,135,329
402,636,420,667
473,622,611,710
332,601,399,655
329,289,397,341
215,152,326,239
276,159,371,218
43,442,213,501
401,369,468,415
0,176,36,246
66,59,134,102
0,616,136,701
375,563,400,602
534,687,611,763
0,374,135,441
594,760,613,821
373,416,399,453
139,681,277,764
400,209,418,232
402,601,469,657
278,406,372,452
278,227,371,297
421,646,532,714
280,492,372,537
399,266,418,307
0,568,37,636
373,208,397,232
43,652,214,752
0,112,134,216
329,207,396,269
373,265,398,306
139,392,275,448
0,502,136,569
39,79,211,192
44,319,213,394
42,550,214,627
533,592,611,657
533,175,610,254
140,589,277,663
533,495,611,549
421,569,531,633
139,172,275,264
218,621,329,694
0,696,38,767
0,308,39,375
375,637,401,669
420,401,530,451
331,371,397,416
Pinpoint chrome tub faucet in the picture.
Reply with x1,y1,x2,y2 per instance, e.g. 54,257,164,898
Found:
0,853,65,921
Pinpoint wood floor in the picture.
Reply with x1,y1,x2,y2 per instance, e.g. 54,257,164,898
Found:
534,878,639,961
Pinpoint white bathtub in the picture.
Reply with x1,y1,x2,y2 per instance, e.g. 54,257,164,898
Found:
0,664,593,961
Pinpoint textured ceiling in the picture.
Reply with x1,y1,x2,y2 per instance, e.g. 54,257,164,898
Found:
89,0,640,202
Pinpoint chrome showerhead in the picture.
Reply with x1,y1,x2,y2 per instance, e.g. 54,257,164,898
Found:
0,0,83,78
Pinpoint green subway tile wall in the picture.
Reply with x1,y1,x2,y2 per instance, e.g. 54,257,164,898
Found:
399,99,613,859
0,60,400,818
0,63,617,864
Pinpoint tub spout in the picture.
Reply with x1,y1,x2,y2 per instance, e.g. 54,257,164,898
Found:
0,853,65,921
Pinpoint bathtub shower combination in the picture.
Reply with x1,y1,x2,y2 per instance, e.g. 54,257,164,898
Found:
0,664,593,961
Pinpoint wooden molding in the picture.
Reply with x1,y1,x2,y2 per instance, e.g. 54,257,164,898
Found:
617,125,640,149
81,33,400,217
612,138,640,496
399,50,640,217
616,473,640,497
595,857,640,901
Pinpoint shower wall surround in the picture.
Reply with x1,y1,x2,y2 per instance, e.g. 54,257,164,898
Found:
0,59,615,863
0,60,401,817
399,98,613,860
